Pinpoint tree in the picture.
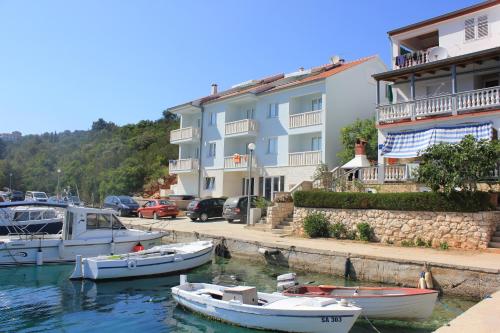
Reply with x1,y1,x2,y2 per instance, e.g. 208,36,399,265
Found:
162,110,178,122
417,135,500,194
0,139,6,159
313,163,333,189
91,118,117,131
337,118,378,164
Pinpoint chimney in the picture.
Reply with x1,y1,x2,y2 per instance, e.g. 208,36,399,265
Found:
354,138,367,156
211,83,218,95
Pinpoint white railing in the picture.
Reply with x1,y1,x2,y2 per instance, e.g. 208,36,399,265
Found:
377,102,413,122
360,167,378,183
384,165,407,182
415,94,453,117
394,48,432,69
288,151,322,166
225,119,258,135
224,154,257,169
289,110,322,128
378,86,500,123
168,158,199,173
170,127,200,143
456,86,500,112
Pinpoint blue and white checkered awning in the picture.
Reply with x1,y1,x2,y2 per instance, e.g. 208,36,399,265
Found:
381,123,492,159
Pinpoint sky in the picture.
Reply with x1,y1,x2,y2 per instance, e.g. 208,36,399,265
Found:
0,0,481,134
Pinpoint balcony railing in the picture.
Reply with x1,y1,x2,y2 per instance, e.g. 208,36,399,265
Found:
168,158,199,173
288,150,322,166
289,110,322,128
377,86,500,123
170,127,200,143
225,119,258,136
394,48,432,69
359,164,415,183
224,154,257,169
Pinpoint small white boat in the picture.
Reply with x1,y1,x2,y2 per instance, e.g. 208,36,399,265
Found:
0,204,63,235
70,241,213,280
279,274,438,320
171,276,361,333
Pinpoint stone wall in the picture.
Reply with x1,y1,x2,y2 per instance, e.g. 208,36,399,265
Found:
293,207,500,249
266,201,294,228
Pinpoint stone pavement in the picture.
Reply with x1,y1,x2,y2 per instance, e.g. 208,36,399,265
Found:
122,216,500,273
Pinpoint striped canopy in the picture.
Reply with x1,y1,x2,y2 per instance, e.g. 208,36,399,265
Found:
381,123,492,159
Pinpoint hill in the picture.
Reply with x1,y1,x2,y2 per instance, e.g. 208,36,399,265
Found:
0,113,179,204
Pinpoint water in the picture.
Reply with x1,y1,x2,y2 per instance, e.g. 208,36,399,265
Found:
0,258,476,333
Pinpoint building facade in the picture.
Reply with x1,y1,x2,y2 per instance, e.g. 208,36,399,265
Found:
370,1,500,184
168,56,386,199
0,131,22,142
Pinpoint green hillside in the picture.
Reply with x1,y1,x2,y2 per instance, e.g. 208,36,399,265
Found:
0,113,179,204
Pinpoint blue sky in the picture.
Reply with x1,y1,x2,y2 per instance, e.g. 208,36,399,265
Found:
0,0,480,134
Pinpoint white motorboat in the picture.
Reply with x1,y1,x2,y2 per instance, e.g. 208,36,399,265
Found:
0,202,164,265
171,276,361,333
70,240,213,280
279,273,438,320
0,204,64,235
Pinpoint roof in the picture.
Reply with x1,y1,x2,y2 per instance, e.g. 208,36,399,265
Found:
388,0,500,36
168,56,376,111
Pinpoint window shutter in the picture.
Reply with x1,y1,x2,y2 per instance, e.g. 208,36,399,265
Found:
464,18,475,41
477,15,488,38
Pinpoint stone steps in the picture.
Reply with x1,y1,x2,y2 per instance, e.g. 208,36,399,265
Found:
491,236,500,243
488,241,500,248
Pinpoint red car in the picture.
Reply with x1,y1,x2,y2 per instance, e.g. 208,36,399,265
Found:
137,199,179,219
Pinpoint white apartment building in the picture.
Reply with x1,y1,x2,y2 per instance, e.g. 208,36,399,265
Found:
369,0,500,183
168,56,386,199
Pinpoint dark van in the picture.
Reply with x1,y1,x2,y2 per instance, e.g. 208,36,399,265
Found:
222,196,258,223
186,198,226,222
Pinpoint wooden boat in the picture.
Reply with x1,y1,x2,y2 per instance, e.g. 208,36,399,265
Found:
70,241,213,280
283,284,438,320
172,276,361,333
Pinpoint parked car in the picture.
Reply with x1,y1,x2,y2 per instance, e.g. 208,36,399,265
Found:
137,199,179,219
222,195,259,223
186,197,226,222
103,195,140,216
167,194,196,210
25,191,48,202
10,191,24,202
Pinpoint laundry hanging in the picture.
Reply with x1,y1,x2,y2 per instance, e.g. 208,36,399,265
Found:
380,123,492,159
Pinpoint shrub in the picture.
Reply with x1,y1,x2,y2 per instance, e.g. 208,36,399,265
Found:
440,241,449,250
303,213,330,238
357,222,373,241
346,229,357,240
401,240,414,247
293,191,493,212
415,238,426,247
330,223,347,239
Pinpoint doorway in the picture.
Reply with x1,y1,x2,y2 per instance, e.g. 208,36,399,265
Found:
260,176,285,201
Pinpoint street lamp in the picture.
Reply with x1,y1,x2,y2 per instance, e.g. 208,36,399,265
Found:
246,143,256,225
57,169,61,198
9,173,12,192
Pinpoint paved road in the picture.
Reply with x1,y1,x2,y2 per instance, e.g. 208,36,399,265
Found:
122,216,500,272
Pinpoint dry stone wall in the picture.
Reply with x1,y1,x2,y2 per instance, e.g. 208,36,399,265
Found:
293,207,499,249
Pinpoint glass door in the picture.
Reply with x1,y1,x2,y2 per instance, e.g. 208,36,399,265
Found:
262,176,285,201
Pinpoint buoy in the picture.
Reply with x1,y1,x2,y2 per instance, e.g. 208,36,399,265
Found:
127,259,137,269
133,242,144,252
418,271,427,289
36,248,44,266
425,271,434,289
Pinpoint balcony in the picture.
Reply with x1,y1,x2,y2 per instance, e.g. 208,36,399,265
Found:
394,49,432,69
170,127,200,144
377,86,500,123
168,158,199,174
359,165,413,183
288,150,322,166
225,119,258,137
289,110,322,129
224,154,257,170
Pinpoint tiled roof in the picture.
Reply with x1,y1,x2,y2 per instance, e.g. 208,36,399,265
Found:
171,56,376,110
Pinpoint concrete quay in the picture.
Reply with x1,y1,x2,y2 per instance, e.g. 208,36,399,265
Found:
122,216,500,298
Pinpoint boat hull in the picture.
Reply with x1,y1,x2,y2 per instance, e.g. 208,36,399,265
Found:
0,233,163,266
82,242,213,280
284,286,438,320
172,287,360,333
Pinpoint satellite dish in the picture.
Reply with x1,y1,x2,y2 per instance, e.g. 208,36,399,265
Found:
428,47,448,62
330,55,341,65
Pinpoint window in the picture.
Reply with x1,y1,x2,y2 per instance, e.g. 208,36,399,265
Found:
465,18,475,41
311,97,322,111
311,136,322,151
268,103,279,118
477,15,488,38
208,142,216,157
204,177,215,190
209,112,217,126
195,147,200,158
245,108,255,119
267,137,277,154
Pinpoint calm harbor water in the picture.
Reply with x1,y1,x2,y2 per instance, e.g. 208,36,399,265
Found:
0,257,476,333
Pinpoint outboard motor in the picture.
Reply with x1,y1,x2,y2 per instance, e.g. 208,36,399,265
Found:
277,272,298,291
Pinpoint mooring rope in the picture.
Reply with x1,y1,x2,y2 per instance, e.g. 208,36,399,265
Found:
363,313,382,333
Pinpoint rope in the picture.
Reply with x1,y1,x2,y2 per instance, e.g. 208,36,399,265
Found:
363,313,382,333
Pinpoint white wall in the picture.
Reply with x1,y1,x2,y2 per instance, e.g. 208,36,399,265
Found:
175,173,198,196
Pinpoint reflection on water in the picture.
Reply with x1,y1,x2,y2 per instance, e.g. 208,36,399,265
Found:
0,257,476,333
